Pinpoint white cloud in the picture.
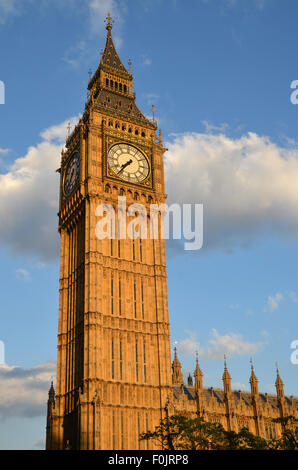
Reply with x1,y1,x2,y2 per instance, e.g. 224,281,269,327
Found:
165,131,298,253
229,304,240,310
0,0,18,24
179,332,199,355
200,328,264,360
179,329,264,360
33,437,45,449
16,268,31,281
265,292,283,313
289,291,298,304
141,55,152,67
0,361,56,420
232,382,248,391
89,0,120,34
0,148,10,155
0,116,78,260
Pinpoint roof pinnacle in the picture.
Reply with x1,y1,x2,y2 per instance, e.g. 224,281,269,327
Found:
105,11,114,31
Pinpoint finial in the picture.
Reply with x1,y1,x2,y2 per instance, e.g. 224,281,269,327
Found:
128,58,132,74
250,357,254,371
105,11,114,31
66,122,72,140
88,68,92,83
152,104,156,122
224,354,227,367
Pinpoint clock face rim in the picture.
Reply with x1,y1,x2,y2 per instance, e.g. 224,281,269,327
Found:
107,143,150,184
63,150,80,198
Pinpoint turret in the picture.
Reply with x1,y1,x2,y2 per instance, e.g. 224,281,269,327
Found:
275,366,284,399
194,355,203,391
249,362,259,396
222,358,231,395
172,347,184,385
47,381,55,412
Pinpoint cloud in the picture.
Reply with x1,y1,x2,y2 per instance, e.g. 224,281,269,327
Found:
16,268,31,281
165,131,298,253
178,329,264,360
0,0,18,24
0,361,56,420
232,382,248,391
179,332,199,355
0,116,78,260
141,55,152,67
289,291,298,304
88,0,123,36
201,0,267,10
33,437,45,449
265,292,283,313
199,328,264,360
0,148,10,155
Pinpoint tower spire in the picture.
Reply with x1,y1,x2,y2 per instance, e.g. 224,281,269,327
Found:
194,351,203,391
172,344,184,385
249,359,259,396
275,363,284,399
222,355,231,394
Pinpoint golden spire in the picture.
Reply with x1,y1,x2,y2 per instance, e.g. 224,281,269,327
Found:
275,362,284,398
172,342,183,386
105,11,114,31
194,351,203,390
249,358,259,395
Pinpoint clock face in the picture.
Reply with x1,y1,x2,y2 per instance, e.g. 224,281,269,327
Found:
108,143,150,184
64,151,80,197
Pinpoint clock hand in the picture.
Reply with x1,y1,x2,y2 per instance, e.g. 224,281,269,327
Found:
117,159,133,175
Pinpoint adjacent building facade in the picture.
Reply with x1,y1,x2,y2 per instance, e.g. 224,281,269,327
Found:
46,14,297,450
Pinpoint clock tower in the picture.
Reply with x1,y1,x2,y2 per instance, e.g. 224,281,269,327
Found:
46,13,172,450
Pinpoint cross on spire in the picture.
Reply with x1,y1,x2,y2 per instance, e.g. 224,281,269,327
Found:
67,122,72,135
105,11,114,31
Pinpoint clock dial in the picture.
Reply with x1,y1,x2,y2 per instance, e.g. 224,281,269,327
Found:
64,151,80,197
108,143,150,183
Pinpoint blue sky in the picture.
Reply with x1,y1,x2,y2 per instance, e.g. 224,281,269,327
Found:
0,0,298,449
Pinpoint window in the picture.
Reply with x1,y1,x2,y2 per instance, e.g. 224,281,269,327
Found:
140,237,143,262
136,339,139,381
111,278,114,315
119,83,122,92
141,282,144,319
137,413,141,450
120,340,123,380
119,280,122,315
143,340,147,383
112,412,116,450
132,234,135,261
121,412,124,450
112,339,115,379
145,414,149,449
134,282,137,318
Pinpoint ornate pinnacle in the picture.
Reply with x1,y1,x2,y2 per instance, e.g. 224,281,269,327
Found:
105,11,114,31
